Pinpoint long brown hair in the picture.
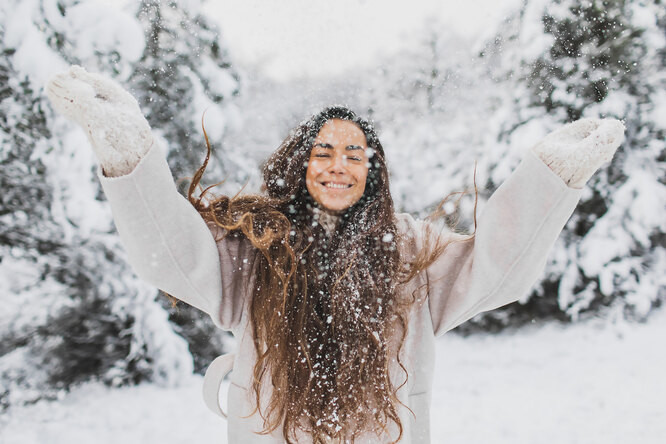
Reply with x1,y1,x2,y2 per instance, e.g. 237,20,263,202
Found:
188,106,475,443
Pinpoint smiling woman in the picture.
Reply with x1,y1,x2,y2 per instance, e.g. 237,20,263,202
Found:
306,118,369,213
45,66,625,443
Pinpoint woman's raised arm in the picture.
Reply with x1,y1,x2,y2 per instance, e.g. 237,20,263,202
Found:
426,118,625,336
46,66,252,331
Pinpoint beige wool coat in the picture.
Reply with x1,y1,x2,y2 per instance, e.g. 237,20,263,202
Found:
98,142,582,443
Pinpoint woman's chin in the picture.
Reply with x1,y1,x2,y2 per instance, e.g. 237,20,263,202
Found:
317,199,354,214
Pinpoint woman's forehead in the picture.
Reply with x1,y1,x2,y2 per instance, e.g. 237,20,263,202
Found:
315,119,367,146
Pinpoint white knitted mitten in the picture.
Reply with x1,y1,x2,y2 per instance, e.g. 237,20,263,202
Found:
530,118,625,189
46,65,153,177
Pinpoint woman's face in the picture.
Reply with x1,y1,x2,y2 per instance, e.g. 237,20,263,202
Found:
306,119,369,213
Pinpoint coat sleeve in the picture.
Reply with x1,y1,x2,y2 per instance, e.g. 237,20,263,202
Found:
97,142,254,331
425,149,583,336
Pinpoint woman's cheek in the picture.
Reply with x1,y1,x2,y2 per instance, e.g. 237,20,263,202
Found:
311,160,327,174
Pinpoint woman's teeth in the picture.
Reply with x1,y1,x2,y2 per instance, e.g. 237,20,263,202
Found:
324,183,350,189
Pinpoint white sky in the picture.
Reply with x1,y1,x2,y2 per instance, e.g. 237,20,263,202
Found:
203,0,521,81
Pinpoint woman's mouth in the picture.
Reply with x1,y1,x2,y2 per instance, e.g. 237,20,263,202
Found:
320,181,352,189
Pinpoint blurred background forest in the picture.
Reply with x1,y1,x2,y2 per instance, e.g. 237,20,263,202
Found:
0,0,664,426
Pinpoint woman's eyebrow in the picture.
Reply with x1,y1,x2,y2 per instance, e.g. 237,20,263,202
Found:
313,143,365,151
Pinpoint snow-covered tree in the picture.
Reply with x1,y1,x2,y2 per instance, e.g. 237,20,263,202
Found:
465,0,666,329
130,0,243,181
0,0,243,409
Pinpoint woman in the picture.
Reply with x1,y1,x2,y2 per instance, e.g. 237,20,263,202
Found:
46,66,624,443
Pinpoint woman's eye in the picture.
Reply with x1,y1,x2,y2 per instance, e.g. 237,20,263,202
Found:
314,153,330,158
347,157,362,162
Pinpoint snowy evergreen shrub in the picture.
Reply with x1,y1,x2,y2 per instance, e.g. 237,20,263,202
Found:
0,0,244,410
460,0,666,330
0,28,176,409
527,0,647,120
131,0,242,179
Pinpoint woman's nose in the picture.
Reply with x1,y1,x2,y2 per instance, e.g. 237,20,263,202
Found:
328,153,347,173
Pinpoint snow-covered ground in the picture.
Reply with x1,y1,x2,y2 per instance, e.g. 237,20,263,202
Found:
2,309,665,444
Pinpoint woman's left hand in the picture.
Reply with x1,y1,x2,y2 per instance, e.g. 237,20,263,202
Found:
530,118,626,188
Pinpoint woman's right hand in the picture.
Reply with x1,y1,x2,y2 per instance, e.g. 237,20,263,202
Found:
530,118,625,189
46,65,154,177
